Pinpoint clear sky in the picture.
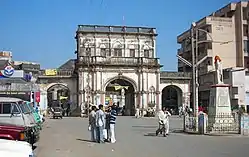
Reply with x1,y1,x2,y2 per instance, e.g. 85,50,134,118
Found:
0,0,241,70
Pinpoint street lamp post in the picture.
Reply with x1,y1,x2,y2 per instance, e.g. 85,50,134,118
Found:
178,22,213,132
194,28,213,123
191,25,196,121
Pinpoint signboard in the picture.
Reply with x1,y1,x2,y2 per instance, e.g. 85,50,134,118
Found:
0,91,30,101
0,91,27,95
35,92,40,102
0,65,14,78
45,69,57,76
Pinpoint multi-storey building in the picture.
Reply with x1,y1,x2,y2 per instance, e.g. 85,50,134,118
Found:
177,1,249,109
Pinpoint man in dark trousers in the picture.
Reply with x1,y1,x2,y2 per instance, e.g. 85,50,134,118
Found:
109,104,117,143
66,100,71,116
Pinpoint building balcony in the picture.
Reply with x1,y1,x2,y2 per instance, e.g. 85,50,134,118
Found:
76,56,161,67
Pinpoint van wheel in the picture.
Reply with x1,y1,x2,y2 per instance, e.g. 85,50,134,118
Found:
60,116,63,119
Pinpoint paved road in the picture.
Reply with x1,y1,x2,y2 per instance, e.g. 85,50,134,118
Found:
35,116,249,157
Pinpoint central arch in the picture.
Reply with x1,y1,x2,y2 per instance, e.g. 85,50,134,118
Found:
161,85,183,115
104,76,137,116
47,84,70,108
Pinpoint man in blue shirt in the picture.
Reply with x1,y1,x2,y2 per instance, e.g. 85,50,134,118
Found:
109,104,117,143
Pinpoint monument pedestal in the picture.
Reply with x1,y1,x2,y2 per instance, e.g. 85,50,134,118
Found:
208,84,235,133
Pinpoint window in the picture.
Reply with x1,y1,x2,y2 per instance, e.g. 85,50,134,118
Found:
2,103,11,114
85,48,91,56
100,48,106,56
18,103,29,114
243,7,247,20
130,49,135,57
206,43,212,49
12,104,20,113
114,48,122,57
144,49,149,57
244,40,249,53
149,87,155,104
243,25,248,36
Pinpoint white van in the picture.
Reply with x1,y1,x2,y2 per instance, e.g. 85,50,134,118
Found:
0,139,34,157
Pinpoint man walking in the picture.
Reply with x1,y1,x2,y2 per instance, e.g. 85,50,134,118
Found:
109,104,117,143
156,107,171,137
95,104,106,143
164,108,171,136
89,105,97,142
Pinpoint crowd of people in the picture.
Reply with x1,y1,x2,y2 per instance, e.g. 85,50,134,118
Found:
88,104,117,143
88,105,202,142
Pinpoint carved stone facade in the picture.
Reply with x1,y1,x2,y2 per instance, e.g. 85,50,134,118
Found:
74,25,191,113
75,25,161,113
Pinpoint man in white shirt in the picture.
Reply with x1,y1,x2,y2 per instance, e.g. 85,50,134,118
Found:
156,107,171,137
89,106,97,142
95,104,106,143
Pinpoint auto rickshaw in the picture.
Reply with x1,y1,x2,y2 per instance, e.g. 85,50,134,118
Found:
50,106,63,119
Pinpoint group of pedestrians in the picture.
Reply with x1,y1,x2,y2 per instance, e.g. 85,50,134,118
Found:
88,104,117,143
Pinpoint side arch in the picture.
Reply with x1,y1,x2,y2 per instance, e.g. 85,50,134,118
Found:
44,83,68,91
161,84,183,114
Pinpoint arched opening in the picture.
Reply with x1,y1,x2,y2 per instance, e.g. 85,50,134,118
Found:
105,79,135,116
47,84,70,108
161,85,183,115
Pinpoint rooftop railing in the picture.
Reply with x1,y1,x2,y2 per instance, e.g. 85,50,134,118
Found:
76,56,160,66
77,25,157,35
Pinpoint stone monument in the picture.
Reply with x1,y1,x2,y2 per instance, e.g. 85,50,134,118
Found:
208,56,235,133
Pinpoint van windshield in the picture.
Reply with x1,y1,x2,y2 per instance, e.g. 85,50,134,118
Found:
18,103,30,114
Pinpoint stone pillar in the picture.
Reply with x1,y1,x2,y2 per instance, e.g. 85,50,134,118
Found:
139,71,143,109
156,70,160,110
142,71,145,111
78,69,84,107
101,93,105,105
121,88,125,107
134,92,138,108
155,91,160,111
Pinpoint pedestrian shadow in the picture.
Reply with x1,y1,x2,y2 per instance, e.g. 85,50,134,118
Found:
76,138,96,143
171,129,184,133
132,125,157,129
144,129,184,137
144,132,157,136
